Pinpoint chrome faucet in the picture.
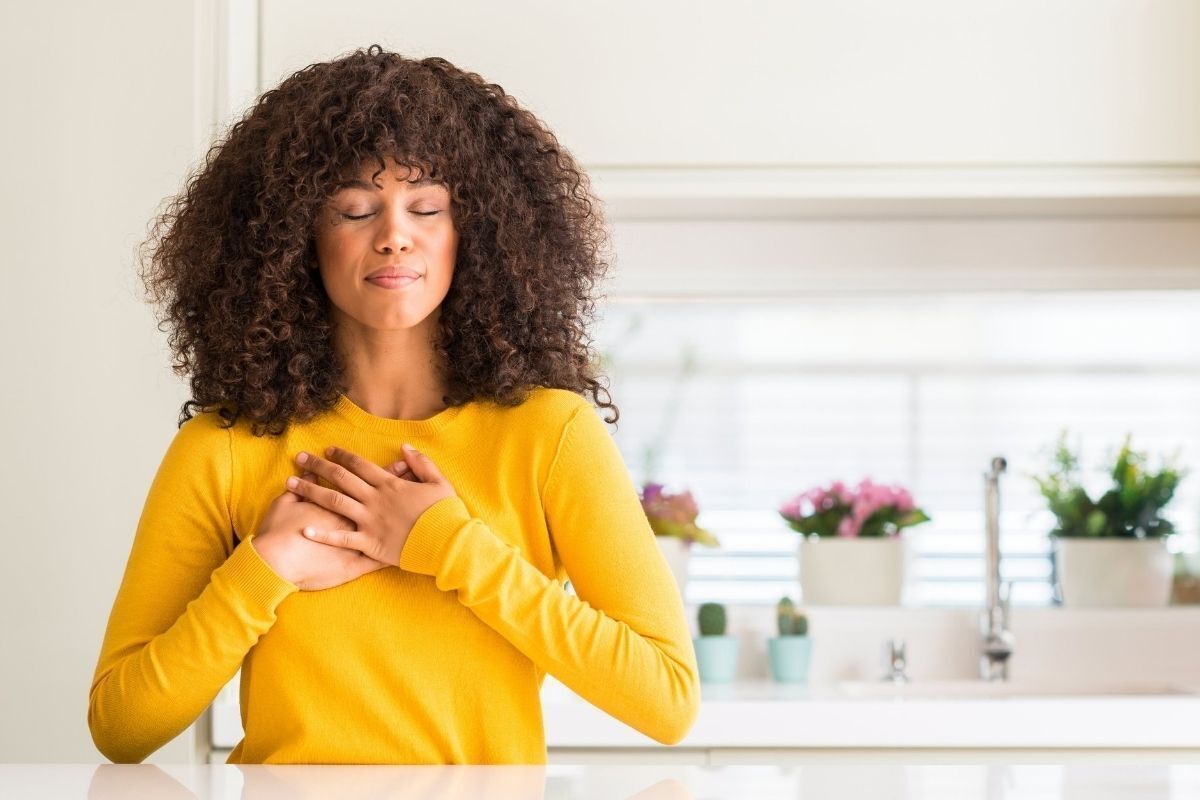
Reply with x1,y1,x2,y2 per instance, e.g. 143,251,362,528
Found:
981,456,1014,680
883,638,909,683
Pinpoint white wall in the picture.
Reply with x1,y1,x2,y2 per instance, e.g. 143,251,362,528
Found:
0,1,207,763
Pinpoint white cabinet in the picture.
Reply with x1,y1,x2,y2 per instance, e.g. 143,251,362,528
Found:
258,0,1200,168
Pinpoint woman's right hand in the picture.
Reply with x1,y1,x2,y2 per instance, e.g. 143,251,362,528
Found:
250,471,391,591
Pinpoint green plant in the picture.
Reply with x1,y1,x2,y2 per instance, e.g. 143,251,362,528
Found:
775,596,808,637
698,602,727,636
1031,431,1185,538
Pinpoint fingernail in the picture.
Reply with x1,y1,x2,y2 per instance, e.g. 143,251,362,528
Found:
402,443,417,453
304,527,316,537
296,452,309,464
286,477,299,489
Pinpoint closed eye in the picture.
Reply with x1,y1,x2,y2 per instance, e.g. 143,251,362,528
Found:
339,210,441,220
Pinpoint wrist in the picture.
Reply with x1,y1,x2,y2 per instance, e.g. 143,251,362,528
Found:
249,534,286,578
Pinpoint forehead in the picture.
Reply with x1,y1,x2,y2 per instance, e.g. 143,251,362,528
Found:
333,175,445,192
333,159,446,192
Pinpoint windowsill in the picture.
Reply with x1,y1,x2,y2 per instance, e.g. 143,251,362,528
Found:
683,603,1200,628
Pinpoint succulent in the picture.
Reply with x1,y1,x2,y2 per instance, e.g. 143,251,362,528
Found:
698,602,727,636
776,595,808,637
1031,431,1185,538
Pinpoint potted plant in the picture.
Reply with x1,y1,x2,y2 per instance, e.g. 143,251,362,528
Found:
779,478,930,605
1032,431,1184,607
692,602,738,683
767,596,811,683
640,482,719,599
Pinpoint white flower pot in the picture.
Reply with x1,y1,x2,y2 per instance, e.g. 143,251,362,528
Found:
655,536,691,598
1054,537,1173,607
798,535,910,606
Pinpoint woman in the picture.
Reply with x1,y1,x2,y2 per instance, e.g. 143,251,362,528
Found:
88,45,699,764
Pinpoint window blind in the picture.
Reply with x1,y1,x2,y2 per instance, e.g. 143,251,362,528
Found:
594,291,1200,607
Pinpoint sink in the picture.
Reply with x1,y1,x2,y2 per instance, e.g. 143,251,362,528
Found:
835,679,1196,699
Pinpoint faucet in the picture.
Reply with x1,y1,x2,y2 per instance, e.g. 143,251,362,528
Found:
981,456,1015,681
883,638,909,683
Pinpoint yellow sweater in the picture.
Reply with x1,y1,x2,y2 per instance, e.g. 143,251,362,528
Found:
88,387,700,764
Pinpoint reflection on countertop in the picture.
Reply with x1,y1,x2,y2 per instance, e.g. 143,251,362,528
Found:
3,763,1199,800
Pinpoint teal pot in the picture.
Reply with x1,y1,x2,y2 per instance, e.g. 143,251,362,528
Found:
693,635,739,683
768,636,812,683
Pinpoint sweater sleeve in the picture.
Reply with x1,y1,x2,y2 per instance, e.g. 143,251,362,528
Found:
88,413,298,763
398,402,701,745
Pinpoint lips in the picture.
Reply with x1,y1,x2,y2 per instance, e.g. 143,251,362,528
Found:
366,274,420,289
365,265,422,290
365,266,421,280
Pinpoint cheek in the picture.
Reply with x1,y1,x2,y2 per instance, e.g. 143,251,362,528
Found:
314,228,361,281
435,228,459,259
313,227,337,268
427,234,457,295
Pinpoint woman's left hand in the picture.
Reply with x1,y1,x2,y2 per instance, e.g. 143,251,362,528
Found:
285,443,457,567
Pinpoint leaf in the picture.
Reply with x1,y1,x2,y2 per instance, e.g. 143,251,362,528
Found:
651,518,721,547
897,509,931,528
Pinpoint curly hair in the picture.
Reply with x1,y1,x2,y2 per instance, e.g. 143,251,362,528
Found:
139,44,619,437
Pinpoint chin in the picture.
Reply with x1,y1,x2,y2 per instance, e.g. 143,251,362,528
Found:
374,312,436,330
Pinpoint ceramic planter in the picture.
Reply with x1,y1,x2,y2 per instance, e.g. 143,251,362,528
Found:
797,534,910,605
655,535,691,598
767,636,812,683
1054,536,1173,606
693,635,739,683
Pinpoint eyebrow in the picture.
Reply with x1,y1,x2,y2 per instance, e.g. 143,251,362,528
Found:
333,176,444,191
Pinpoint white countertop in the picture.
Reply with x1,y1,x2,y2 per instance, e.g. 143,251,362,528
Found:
13,763,1200,799
541,678,1200,749
210,676,1200,752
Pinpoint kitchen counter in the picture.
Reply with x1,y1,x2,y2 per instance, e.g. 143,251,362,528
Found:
541,678,1200,749
201,607,1200,755
11,763,1200,799
210,676,1200,756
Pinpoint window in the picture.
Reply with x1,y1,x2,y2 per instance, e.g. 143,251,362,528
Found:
595,291,1200,607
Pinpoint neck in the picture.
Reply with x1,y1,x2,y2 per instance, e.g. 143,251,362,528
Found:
332,312,449,421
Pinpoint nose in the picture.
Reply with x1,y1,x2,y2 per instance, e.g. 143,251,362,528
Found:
374,209,415,254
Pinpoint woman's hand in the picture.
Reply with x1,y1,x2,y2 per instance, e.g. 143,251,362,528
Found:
284,443,457,567
250,472,392,591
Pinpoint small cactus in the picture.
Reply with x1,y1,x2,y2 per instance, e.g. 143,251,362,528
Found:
698,602,727,636
776,595,808,637
776,596,795,635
